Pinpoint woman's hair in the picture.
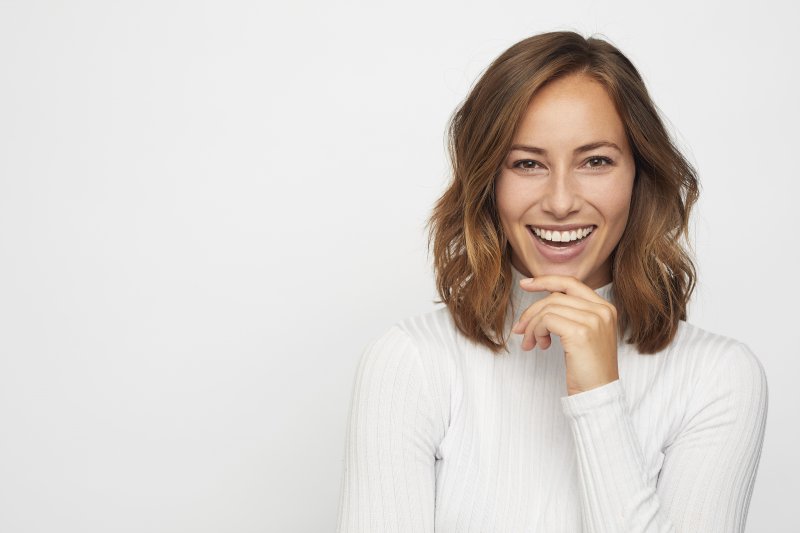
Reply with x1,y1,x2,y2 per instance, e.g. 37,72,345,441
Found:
425,31,700,355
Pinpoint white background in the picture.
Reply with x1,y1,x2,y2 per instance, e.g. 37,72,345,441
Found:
0,1,797,531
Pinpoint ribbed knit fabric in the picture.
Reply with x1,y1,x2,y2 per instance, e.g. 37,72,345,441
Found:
336,264,769,532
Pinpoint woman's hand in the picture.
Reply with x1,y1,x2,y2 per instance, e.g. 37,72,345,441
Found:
511,275,619,396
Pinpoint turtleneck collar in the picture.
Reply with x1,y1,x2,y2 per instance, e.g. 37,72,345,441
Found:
509,263,615,324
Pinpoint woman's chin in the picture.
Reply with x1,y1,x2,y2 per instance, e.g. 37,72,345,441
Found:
529,266,585,281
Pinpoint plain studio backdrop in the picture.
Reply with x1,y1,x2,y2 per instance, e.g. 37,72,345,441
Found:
0,1,797,532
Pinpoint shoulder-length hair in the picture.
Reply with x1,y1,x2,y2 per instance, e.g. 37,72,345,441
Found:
425,31,699,355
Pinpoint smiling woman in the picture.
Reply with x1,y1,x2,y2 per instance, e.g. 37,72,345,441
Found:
336,31,768,533
496,73,636,292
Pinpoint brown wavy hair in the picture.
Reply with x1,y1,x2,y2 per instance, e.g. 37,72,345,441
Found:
425,31,699,355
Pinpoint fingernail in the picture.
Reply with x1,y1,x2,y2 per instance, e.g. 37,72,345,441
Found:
522,277,534,284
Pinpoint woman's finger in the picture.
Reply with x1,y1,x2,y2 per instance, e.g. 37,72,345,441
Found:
511,292,614,333
520,303,596,351
519,274,608,304
522,309,584,351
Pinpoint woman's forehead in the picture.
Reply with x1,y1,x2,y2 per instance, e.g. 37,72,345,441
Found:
513,77,627,150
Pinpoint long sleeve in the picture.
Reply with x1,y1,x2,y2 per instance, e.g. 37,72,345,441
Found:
336,325,444,533
560,341,769,532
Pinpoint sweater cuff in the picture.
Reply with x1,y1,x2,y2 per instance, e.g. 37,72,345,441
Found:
560,379,625,418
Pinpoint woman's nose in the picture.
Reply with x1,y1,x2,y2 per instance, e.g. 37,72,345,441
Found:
540,170,581,218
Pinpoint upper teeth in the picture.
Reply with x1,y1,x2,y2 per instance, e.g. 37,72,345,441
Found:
532,226,594,242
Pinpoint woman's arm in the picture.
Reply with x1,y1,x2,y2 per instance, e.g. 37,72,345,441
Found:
561,341,769,532
336,325,444,533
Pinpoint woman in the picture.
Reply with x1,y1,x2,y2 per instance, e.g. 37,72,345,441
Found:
336,31,768,532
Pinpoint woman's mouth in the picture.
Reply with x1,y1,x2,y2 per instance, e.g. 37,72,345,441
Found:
530,225,595,247
527,225,596,262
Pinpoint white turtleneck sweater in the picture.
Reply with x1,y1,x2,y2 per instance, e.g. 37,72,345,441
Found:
335,265,769,532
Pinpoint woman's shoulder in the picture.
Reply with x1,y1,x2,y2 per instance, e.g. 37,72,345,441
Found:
670,319,758,356
394,305,461,348
358,306,460,376
366,305,463,377
660,319,767,389
355,308,457,433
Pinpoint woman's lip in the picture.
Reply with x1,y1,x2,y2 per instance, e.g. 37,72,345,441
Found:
527,225,595,263
530,224,596,232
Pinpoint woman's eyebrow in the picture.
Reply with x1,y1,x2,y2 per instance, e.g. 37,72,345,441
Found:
510,141,622,154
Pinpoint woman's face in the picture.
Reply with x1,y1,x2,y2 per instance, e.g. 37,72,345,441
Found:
495,72,636,289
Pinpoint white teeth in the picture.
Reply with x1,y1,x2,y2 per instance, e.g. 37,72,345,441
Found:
532,226,594,243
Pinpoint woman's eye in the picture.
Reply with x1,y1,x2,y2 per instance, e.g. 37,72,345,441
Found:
586,156,613,168
512,156,614,172
513,160,542,171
